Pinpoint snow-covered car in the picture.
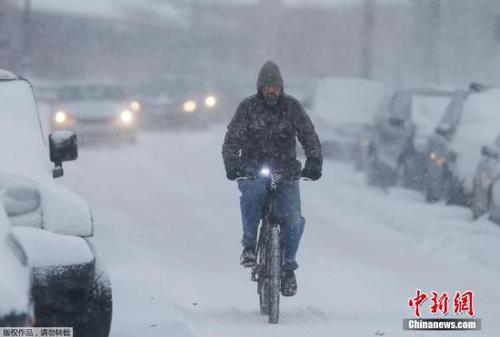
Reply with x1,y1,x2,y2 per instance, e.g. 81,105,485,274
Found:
0,206,33,327
50,83,138,143
424,87,500,206
471,134,500,219
0,69,112,337
367,88,456,188
310,77,388,165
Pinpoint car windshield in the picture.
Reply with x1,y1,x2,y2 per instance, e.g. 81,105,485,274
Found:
0,80,49,180
411,93,454,141
58,85,126,101
436,92,468,135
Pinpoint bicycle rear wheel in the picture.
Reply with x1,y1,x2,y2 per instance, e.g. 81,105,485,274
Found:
268,226,281,324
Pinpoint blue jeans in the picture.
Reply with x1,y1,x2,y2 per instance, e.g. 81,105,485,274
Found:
237,178,305,271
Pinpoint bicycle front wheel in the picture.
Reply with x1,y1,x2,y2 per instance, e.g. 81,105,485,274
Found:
268,226,281,324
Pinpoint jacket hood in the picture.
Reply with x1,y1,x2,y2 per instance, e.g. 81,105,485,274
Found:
257,61,284,92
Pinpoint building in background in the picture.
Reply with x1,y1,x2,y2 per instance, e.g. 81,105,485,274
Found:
0,0,499,88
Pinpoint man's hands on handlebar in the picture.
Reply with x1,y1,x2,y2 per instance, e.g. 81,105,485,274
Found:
226,157,322,181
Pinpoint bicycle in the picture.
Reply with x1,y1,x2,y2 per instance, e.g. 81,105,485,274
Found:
240,166,303,324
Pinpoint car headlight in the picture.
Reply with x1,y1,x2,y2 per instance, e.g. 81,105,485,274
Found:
54,111,67,124
120,110,133,124
130,100,141,112
183,100,197,113
436,157,446,167
205,95,217,108
481,172,493,188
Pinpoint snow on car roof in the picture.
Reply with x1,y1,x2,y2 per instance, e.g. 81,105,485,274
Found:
312,77,388,126
0,69,18,81
452,88,500,190
0,79,50,181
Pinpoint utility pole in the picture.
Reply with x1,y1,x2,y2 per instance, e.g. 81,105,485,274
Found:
360,0,376,78
428,0,441,85
21,0,33,75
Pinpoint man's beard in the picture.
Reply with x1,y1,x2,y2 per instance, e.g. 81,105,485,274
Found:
264,93,279,106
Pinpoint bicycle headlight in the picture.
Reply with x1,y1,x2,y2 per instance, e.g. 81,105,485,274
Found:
260,167,271,177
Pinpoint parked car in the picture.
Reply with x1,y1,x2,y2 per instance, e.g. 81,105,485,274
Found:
0,69,112,337
424,87,500,206
0,205,33,327
310,77,388,165
367,88,456,188
471,134,500,219
50,82,138,143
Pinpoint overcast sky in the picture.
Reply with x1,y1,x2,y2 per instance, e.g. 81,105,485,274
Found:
21,0,406,19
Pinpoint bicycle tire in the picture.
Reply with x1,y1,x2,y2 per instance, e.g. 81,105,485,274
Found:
268,226,281,324
258,224,269,315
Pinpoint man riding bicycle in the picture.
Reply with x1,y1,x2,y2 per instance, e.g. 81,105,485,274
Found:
222,60,323,297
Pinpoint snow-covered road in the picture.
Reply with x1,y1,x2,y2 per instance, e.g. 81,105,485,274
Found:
60,127,500,337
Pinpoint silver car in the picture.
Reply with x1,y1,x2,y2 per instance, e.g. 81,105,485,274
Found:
50,83,138,143
471,134,500,219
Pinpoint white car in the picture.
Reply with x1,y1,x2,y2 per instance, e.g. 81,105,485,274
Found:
0,206,33,327
367,88,457,188
0,69,112,336
50,83,138,143
425,87,500,206
311,77,389,164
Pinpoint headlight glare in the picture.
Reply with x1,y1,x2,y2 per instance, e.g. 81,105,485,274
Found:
130,100,141,112
54,111,67,124
260,167,271,177
120,110,133,124
183,100,197,113
205,95,217,108
436,157,446,167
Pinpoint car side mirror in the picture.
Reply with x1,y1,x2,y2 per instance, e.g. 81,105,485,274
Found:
435,125,450,136
481,145,499,159
49,131,78,178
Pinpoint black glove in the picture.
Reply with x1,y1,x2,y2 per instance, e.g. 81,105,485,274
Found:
226,162,257,181
226,165,245,181
301,157,322,180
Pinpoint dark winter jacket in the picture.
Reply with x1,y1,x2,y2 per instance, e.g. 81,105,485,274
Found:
222,61,322,177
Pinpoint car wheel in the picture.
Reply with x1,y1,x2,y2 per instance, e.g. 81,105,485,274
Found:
35,262,112,337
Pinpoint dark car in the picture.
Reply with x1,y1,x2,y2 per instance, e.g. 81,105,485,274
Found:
471,134,500,219
424,87,500,206
137,76,230,129
367,88,456,188
0,69,112,337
